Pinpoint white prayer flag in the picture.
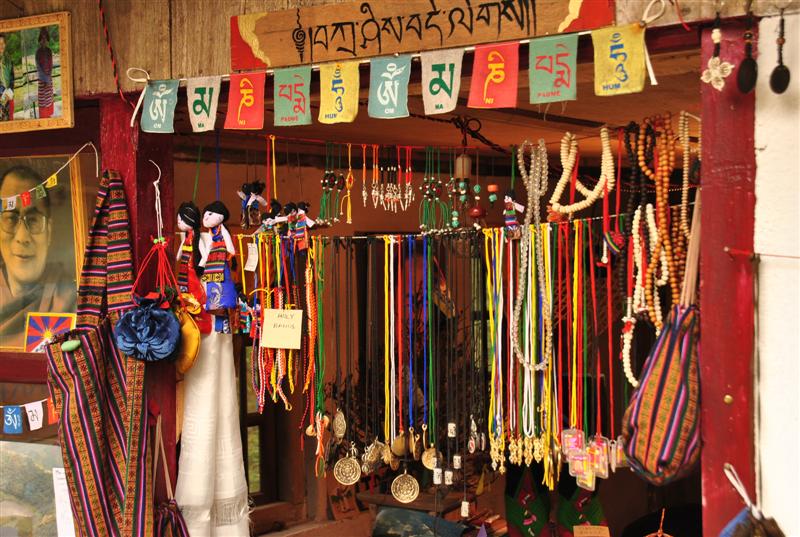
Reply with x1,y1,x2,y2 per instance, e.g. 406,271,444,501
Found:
187,76,222,132
421,49,464,115
24,400,44,431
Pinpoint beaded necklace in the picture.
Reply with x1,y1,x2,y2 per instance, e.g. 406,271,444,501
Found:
550,128,615,216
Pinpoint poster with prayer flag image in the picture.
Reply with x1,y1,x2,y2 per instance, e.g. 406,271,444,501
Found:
421,49,463,115
24,312,76,352
224,72,266,130
529,34,578,104
467,42,519,109
274,66,312,126
187,76,221,132
368,55,411,119
592,24,647,96
140,79,180,133
319,61,359,124
3,405,22,434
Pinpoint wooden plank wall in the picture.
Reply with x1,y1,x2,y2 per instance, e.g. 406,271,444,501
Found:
1,0,792,97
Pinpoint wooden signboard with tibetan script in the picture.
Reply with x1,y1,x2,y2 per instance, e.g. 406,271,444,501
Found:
230,0,614,71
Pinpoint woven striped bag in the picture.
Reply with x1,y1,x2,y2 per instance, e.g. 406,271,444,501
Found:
46,171,153,536
621,193,702,486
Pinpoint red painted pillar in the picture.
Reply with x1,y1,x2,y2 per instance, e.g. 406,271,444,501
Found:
99,96,177,502
699,21,756,534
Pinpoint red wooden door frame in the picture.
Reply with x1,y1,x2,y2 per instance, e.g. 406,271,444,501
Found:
99,97,177,501
699,21,757,535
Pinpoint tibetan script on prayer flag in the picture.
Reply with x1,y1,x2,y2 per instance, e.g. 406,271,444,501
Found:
592,24,647,97
140,80,180,133
3,406,23,434
368,55,412,119
421,49,464,115
187,76,222,132
468,42,519,109
274,66,312,126
225,72,266,130
23,401,44,431
529,34,578,104
318,61,360,124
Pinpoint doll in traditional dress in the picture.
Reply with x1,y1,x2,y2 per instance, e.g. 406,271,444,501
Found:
237,180,267,228
282,202,298,239
176,202,212,333
293,201,315,251
200,201,238,314
259,199,285,234
503,190,525,239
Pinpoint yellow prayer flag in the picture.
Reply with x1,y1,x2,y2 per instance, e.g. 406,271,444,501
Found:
45,174,58,188
592,24,646,97
318,61,360,124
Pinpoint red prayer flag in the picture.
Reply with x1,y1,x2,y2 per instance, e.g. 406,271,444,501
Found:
47,397,58,424
20,191,32,207
467,42,519,109
224,72,266,130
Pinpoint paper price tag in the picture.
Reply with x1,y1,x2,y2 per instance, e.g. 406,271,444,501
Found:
244,242,259,272
261,309,303,349
53,468,77,537
574,525,610,537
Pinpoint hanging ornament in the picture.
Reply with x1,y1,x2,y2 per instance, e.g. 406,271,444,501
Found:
770,9,791,94
487,183,499,204
391,470,420,504
701,12,735,91
333,443,362,486
737,4,758,94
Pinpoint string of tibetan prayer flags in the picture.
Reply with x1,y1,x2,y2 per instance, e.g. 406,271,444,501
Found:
2,397,59,434
128,24,652,132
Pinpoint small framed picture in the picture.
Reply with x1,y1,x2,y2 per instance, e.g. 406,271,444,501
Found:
24,312,76,352
0,12,73,133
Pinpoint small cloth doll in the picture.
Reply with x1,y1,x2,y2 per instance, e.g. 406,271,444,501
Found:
293,201,315,251
282,202,298,239
176,202,212,333
237,180,267,228
503,190,525,238
200,201,238,315
259,199,286,234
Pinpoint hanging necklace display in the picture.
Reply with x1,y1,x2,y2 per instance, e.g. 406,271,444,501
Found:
333,442,362,486
362,144,369,207
371,145,380,209
332,242,347,443
484,227,506,473
338,144,355,224
334,242,361,486
737,4,758,94
332,146,345,224
701,11,735,91
469,152,487,227
549,127,615,217
513,139,550,372
770,9,791,94
318,143,334,226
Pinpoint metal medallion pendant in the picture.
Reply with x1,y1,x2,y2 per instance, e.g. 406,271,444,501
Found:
333,456,361,486
332,409,346,441
391,471,420,504
422,445,441,470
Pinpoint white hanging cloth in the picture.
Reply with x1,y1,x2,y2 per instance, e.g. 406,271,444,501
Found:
175,330,249,536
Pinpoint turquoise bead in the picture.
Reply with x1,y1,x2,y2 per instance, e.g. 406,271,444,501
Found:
472,184,481,194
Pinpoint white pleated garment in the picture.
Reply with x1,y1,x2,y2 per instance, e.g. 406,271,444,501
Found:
175,330,249,536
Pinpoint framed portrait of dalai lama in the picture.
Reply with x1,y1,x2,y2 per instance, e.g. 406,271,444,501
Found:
0,154,85,350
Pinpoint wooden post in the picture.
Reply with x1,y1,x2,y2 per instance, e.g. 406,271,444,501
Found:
699,21,756,534
99,96,177,501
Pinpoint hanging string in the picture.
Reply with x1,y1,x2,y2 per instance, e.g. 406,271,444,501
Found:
192,143,203,202
270,135,278,200
215,129,221,200
96,0,133,108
